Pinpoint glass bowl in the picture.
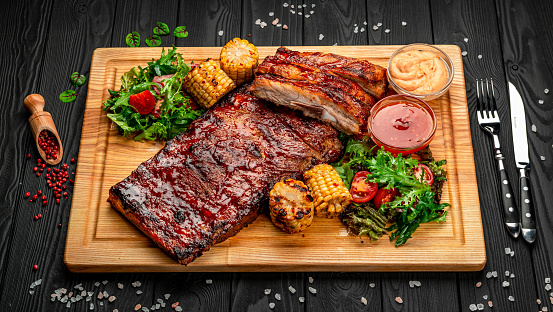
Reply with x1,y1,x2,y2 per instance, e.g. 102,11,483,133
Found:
387,43,454,101
368,94,437,155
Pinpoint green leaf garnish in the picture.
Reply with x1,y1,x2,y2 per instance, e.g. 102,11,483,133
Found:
59,90,77,103
153,22,170,36
173,26,188,38
146,35,161,47
126,31,140,47
70,72,86,87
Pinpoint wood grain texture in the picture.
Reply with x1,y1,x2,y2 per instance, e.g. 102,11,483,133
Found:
63,45,484,273
242,0,303,46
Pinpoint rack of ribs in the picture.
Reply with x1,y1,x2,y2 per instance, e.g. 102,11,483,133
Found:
107,87,343,265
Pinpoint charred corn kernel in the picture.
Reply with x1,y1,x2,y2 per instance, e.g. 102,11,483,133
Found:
220,38,259,85
182,59,236,108
303,164,352,218
269,179,314,234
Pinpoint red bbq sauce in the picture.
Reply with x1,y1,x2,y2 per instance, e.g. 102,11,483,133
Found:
368,95,436,155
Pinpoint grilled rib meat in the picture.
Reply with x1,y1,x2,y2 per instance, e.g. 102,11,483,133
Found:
249,74,368,135
257,56,375,108
108,88,343,265
274,47,388,99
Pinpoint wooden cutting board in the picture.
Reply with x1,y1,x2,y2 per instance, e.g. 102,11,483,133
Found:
65,45,485,272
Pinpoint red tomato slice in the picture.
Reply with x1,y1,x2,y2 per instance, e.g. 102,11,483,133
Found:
350,171,378,203
414,163,434,186
374,188,399,209
129,90,155,115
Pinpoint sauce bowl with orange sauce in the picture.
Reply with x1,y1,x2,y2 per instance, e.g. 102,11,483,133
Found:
387,43,454,101
368,94,436,155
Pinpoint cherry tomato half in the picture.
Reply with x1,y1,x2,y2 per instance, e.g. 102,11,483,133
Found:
374,188,399,209
413,163,434,186
350,171,378,203
129,90,155,115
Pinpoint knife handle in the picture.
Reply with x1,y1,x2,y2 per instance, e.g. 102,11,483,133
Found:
519,168,536,243
496,157,520,238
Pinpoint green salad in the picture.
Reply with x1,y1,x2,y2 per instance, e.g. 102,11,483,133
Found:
103,46,204,141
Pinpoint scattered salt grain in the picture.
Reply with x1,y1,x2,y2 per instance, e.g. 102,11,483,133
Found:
290,10,295,14
97,292,104,299
510,273,515,278
309,277,314,283
118,283,124,289
505,270,510,276
541,156,546,161
312,4,315,7
86,297,91,302
510,250,515,257
289,286,296,294
544,308,549,312
354,26,358,34
464,38,469,42
369,283,376,288
505,247,511,254
503,281,510,287
476,282,482,287
272,18,279,25
206,279,213,284
164,294,171,300
377,22,382,27
486,272,493,279
109,296,116,302
413,281,421,287
462,51,468,56
87,291,93,297
260,22,267,28
488,301,493,307
299,296,305,302
303,4,307,7
546,278,551,283
508,295,515,302
395,296,403,304
290,4,294,8
275,293,281,301
305,14,310,18
538,299,542,304
74,283,82,289
269,12,274,16
283,3,289,7
298,12,303,15
269,302,275,309
319,34,324,40
309,287,317,294
255,19,261,25
469,304,477,311
90,303,95,310
384,29,390,33
81,290,87,297
361,296,368,305
492,271,498,277
360,27,365,32
218,30,224,37
136,290,143,295
483,295,488,300
546,284,552,291
283,24,288,29
265,289,271,295
364,21,367,25
477,303,484,310
539,100,544,104
29,290,34,295
310,10,314,14
373,25,379,30
94,282,101,287
478,55,483,59
102,280,108,285
531,125,537,132
402,21,407,26
175,307,183,312
545,89,550,94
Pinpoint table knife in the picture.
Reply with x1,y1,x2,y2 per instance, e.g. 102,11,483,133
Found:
508,82,536,243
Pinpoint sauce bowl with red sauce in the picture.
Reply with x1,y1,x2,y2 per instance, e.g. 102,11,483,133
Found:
368,94,436,155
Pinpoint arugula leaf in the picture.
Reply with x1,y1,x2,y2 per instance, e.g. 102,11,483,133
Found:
146,35,161,47
59,90,77,103
126,31,140,47
153,22,170,36
173,26,188,38
70,72,86,87
120,68,138,92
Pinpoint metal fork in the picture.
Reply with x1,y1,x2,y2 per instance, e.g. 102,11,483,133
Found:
476,79,520,239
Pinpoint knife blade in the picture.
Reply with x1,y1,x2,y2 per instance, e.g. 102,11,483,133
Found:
508,82,536,243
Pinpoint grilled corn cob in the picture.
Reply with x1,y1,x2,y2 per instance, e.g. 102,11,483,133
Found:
220,38,258,85
303,164,352,218
269,179,314,234
182,59,236,109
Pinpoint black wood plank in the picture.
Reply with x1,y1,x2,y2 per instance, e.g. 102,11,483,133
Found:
430,0,542,311
242,0,303,46
495,0,553,309
0,0,55,297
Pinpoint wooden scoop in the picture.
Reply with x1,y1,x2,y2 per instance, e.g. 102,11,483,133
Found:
24,94,64,165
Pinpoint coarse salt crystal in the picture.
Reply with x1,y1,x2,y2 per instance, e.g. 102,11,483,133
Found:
508,295,515,301
395,297,403,304
505,270,510,276
538,299,542,304
544,308,549,312
361,296,367,305
269,12,274,16
413,281,421,287
377,22,382,27
360,27,365,32
94,282,100,287
483,295,488,300
409,281,415,288
319,34,324,40
546,284,552,291
541,156,546,161
136,290,143,295
546,278,551,283
545,89,550,94
464,38,469,42
354,26,358,34
290,10,295,14
102,280,108,285
478,55,483,59
90,303,95,310
486,272,492,279
539,100,544,104
218,30,224,37
298,12,302,15
299,296,305,302
309,287,317,294
503,281,510,287
531,125,537,132
29,290,34,295
175,307,183,312
255,19,261,25
272,18,279,25
312,4,315,7
510,273,515,278
305,14,310,18
118,283,123,289
135,281,142,287
264,288,271,295
354,24,357,27
364,21,367,25
276,23,282,27
289,286,296,294
505,247,511,254
402,21,407,26
477,303,484,310
206,279,213,284
309,277,314,283
269,302,275,309
275,293,281,301
303,4,307,7
492,271,498,277
369,283,375,288
283,3,289,7
461,51,468,56
109,296,116,302
476,282,482,287
164,294,170,300
488,301,493,307
291,4,294,8
469,304,477,311
510,250,515,257
97,292,104,299
373,25,379,30
283,24,288,29
260,22,267,28
384,29,390,33
310,10,314,14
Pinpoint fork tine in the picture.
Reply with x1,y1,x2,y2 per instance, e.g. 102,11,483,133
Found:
480,79,488,118
490,78,498,118
476,79,482,119
486,79,493,118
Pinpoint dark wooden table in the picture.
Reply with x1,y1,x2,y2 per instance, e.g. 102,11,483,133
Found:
1,0,552,311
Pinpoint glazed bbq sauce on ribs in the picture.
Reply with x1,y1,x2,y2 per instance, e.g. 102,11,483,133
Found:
108,88,343,265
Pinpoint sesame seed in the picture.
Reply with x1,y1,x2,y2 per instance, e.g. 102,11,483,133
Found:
361,296,367,305
478,55,483,59
308,277,314,283
531,125,537,132
469,304,477,311
275,293,281,301
539,100,544,104
264,289,271,295
309,287,317,294
395,297,403,304
206,279,213,284
319,34,324,40
402,21,407,26
384,29,390,33
289,286,296,294
269,302,275,309
477,303,484,310
508,295,515,302
299,297,305,302
218,30,224,37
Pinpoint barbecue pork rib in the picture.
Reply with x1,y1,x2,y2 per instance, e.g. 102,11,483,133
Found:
249,74,368,135
108,88,343,265
274,47,388,99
